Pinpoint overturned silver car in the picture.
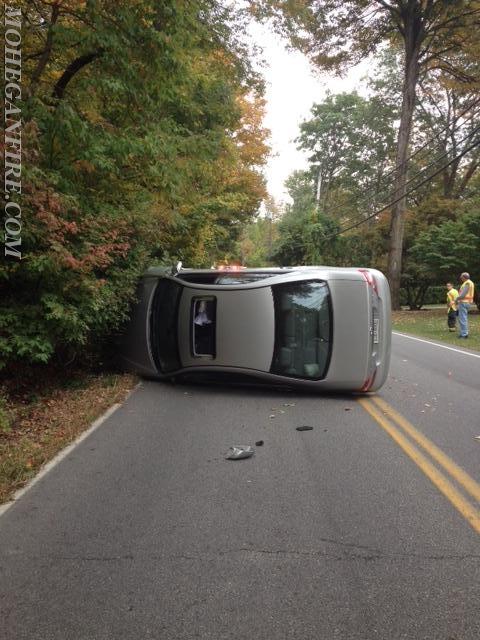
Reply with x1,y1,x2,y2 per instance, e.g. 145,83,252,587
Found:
120,265,391,392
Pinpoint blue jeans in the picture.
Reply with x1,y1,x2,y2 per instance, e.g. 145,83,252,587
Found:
458,302,470,336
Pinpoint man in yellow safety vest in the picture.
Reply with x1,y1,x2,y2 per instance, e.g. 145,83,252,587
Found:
456,272,475,338
446,282,458,332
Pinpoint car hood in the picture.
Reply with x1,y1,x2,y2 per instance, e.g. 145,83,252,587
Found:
178,286,275,371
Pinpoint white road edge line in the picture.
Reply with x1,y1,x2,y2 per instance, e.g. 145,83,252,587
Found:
0,382,142,519
393,331,480,359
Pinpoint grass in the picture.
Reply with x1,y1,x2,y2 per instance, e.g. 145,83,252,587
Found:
392,308,480,351
0,372,137,504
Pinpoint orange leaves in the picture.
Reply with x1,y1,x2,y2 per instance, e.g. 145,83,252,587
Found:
74,159,96,174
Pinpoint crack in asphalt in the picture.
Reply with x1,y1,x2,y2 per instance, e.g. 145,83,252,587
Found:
3,549,479,563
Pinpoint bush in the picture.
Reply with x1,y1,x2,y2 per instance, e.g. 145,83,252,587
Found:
0,393,12,433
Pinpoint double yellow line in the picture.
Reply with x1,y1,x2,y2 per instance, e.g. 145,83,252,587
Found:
358,396,480,535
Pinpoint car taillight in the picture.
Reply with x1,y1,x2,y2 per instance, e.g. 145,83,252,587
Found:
361,370,376,392
217,264,245,272
358,269,378,295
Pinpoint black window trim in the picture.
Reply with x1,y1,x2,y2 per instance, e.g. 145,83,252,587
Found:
190,295,217,359
269,279,333,381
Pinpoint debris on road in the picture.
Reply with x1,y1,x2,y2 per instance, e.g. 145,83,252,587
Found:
255,440,264,446
269,414,275,419
296,426,313,432
225,445,255,460
474,435,480,442
283,402,296,407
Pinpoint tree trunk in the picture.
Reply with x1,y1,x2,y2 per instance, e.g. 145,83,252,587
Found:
387,15,422,309
28,4,60,98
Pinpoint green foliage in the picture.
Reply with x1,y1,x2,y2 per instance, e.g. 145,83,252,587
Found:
297,92,397,212
272,44,479,294
250,0,480,307
237,197,281,266
409,209,480,281
1,0,268,370
270,171,342,265
401,205,480,309
0,394,11,433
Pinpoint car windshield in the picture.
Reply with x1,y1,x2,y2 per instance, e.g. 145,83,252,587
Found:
270,280,332,380
150,279,182,373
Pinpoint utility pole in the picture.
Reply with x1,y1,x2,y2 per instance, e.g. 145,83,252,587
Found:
315,166,322,213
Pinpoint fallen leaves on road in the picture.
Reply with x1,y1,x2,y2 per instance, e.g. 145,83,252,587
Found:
0,373,136,504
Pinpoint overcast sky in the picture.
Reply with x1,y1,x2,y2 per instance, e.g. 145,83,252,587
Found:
247,22,370,205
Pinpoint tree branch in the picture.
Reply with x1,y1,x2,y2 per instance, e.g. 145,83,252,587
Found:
52,49,104,100
28,2,60,97
374,0,401,20
454,156,480,198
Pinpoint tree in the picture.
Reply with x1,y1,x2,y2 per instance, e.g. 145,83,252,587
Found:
250,0,480,307
398,203,479,308
409,209,480,280
237,197,281,266
412,74,480,200
297,91,397,220
271,171,342,265
1,0,269,370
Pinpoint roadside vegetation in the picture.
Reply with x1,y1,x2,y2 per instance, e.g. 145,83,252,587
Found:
393,309,480,352
0,372,136,504
2,1,269,375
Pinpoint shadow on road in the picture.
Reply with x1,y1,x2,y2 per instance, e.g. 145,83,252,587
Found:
144,372,358,402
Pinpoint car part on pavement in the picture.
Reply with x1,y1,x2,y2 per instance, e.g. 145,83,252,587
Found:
225,445,255,460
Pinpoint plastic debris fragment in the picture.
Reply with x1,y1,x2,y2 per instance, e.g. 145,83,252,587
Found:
255,440,264,446
296,426,313,432
225,445,255,460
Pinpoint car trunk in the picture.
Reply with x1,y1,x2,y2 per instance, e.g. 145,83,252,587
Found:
326,278,371,389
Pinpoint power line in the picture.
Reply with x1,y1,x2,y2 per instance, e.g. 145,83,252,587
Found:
316,97,480,219
320,121,480,236
322,133,480,241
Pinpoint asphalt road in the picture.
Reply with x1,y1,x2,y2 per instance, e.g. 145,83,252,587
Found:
1,333,479,640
